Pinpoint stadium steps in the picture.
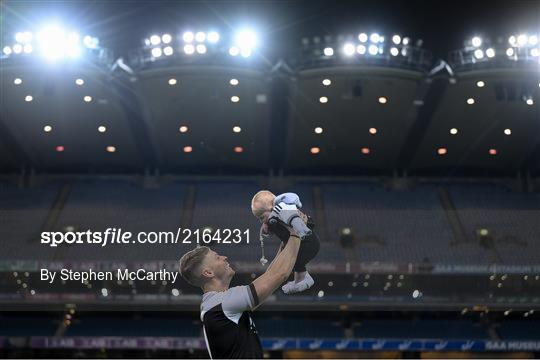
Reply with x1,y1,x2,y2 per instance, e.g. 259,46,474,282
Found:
437,187,468,245
180,184,197,228
48,182,78,262
312,185,330,243
41,182,72,232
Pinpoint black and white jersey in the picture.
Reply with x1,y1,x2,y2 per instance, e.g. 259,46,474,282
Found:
200,283,263,359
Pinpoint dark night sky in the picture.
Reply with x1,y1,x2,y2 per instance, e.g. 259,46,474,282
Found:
2,0,540,60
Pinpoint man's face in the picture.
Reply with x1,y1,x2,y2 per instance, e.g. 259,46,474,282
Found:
203,250,235,281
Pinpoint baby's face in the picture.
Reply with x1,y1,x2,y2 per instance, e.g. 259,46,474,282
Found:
252,197,274,232
257,209,271,224
257,210,271,233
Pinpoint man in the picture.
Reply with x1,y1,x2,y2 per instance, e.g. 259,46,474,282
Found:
179,215,302,359
251,190,320,294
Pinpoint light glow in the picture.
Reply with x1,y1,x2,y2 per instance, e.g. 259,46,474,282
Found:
150,35,161,45
183,32,194,42
471,36,482,47
343,43,355,56
208,31,220,43
184,44,195,55
162,34,172,44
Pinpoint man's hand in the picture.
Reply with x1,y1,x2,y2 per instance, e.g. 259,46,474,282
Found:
297,210,308,224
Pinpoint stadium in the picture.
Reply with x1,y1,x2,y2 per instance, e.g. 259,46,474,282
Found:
1,0,539,358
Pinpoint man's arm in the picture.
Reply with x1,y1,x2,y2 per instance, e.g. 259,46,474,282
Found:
252,232,301,306
265,243,283,273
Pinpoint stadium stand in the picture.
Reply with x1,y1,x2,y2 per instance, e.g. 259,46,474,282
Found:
321,181,492,264
449,183,540,264
0,181,60,260
54,179,188,260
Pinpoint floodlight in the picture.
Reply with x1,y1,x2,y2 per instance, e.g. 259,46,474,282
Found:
368,45,378,55
183,32,194,42
162,34,172,44
323,47,334,56
390,47,399,56
163,46,173,56
235,30,256,50
485,48,495,58
370,33,380,43
517,34,528,46
392,35,401,44
343,43,355,56
151,47,162,57
15,32,32,44
356,45,366,54
474,49,484,59
37,25,67,60
195,32,206,42
471,36,482,47
184,44,195,55
196,44,207,54
150,35,161,45
358,33,368,42
83,35,98,49
207,31,220,43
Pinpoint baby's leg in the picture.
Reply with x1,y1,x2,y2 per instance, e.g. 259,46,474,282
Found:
283,233,320,294
294,271,306,283
292,232,320,273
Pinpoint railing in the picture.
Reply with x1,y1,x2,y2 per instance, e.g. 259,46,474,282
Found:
292,43,433,72
449,47,540,71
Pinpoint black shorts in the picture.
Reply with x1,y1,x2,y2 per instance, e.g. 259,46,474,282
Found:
269,221,320,272
291,231,320,272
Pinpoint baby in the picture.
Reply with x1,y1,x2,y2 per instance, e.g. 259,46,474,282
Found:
251,190,320,294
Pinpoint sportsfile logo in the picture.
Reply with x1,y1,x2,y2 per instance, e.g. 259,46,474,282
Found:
40,228,250,247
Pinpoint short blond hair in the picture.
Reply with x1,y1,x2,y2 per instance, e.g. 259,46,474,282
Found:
251,190,275,218
179,246,210,287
